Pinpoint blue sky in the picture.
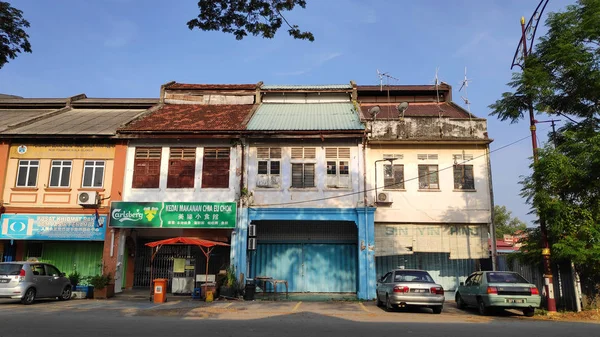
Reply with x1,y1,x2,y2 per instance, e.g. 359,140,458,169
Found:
1,0,573,225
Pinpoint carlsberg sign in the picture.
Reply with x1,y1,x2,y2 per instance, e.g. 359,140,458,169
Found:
109,202,236,229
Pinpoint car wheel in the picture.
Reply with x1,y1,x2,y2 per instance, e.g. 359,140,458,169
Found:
523,307,535,317
432,306,443,314
376,294,383,307
385,294,394,312
59,285,72,301
456,293,466,309
477,298,489,316
21,288,36,305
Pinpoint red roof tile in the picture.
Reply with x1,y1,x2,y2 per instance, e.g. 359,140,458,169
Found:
359,102,471,119
167,83,257,90
121,104,255,132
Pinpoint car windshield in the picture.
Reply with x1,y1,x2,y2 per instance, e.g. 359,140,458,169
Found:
394,271,434,283
0,263,23,276
486,272,529,284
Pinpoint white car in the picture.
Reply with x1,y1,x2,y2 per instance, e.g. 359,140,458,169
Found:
0,261,72,305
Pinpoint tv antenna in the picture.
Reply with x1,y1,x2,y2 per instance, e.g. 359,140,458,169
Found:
377,69,399,91
459,67,472,112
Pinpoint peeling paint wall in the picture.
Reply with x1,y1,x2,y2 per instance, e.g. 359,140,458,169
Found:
369,117,488,140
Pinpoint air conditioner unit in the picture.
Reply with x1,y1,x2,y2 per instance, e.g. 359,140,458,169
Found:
248,224,256,237
247,238,257,251
78,191,98,206
377,191,393,203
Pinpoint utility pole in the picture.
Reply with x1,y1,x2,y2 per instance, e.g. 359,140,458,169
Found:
512,9,557,312
536,119,560,147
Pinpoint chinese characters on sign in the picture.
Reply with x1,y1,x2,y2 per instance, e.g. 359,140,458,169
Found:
0,214,106,241
110,202,236,229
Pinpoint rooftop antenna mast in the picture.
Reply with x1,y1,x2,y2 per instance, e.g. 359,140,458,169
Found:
377,69,400,116
459,66,474,134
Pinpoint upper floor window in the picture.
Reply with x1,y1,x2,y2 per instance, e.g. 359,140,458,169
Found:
384,164,404,190
133,147,161,189
291,147,316,188
326,148,350,188
418,164,439,190
82,161,105,188
168,148,196,189
49,160,72,188
454,165,475,190
202,147,230,188
256,147,281,188
16,160,39,187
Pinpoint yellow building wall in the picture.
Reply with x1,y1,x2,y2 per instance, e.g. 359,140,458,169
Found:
3,144,115,209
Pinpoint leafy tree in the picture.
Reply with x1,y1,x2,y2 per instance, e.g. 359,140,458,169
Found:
489,0,600,297
494,205,527,239
187,0,314,41
0,1,32,69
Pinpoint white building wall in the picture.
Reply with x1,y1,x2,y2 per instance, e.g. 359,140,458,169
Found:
247,141,363,208
367,146,492,224
122,140,240,202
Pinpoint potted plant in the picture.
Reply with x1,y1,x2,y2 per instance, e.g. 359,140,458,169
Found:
87,274,114,299
68,271,81,289
219,266,238,298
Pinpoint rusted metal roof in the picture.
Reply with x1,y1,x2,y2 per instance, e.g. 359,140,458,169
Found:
120,104,255,132
167,83,258,90
357,84,451,91
247,103,364,130
0,109,56,132
1,108,146,136
359,102,471,119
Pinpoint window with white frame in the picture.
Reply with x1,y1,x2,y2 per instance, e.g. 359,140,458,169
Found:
49,160,72,188
82,160,105,188
256,147,281,188
16,160,39,187
326,148,350,188
291,147,316,188
418,165,439,189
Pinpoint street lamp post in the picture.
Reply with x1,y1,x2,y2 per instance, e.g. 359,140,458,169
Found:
510,0,557,312
374,158,397,201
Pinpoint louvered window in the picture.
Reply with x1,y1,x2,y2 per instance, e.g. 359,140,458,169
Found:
202,147,230,188
418,164,439,190
291,163,315,188
167,148,196,188
454,165,475,190
452,154,474,162
325,148,351,188
417,154,438,160
291,147,316,159
256,147,281,188
133,148,162,188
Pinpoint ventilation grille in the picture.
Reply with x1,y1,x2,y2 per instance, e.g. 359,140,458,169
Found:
325,148,351,159
383,154,404,160
170,148,196,160
417,154,438,160
135,148,162,159
453,154,474,161
291,147,316,159
257,147,282,159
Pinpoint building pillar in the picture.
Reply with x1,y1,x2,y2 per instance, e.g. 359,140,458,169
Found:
231,206,248,280
356,207,376,300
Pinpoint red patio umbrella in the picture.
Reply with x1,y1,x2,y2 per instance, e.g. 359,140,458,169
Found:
145,237,230,297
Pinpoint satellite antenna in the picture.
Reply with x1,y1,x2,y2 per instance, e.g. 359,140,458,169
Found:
397,102,409,119
459,67,472,112
368,105,381,121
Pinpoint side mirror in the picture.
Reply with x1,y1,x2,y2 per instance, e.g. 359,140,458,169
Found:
460,282,464,286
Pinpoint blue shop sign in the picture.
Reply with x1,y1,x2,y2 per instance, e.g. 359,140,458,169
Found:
0,214,106,241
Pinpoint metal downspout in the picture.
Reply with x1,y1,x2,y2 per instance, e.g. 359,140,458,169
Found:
486,145,497,271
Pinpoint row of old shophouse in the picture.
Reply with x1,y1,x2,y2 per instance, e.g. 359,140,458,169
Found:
0,81,494,299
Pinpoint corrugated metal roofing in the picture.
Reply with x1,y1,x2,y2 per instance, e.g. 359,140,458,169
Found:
359,102,472,119
2,108,146,135
261,84,353,90
0,109,55,131
168,83,257,90
247,103,364,130
357,84,451,91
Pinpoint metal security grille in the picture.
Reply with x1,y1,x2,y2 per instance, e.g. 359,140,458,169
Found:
253,221,357,243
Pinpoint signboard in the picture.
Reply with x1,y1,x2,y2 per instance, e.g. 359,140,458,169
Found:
110,202,236,229
10,144,114,159
0,214,106,241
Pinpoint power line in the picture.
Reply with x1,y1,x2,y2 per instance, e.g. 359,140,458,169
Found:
250,129,549,208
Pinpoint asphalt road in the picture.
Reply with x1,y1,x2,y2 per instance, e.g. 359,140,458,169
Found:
0,298,598,337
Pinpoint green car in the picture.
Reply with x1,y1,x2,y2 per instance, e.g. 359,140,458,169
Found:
455,271,541,317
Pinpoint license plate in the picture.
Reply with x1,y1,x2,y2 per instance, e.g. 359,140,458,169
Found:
0,279,9,283
507,299,525,303
411,289,426,293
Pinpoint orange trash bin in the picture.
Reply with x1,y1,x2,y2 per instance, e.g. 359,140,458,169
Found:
153,279,167,304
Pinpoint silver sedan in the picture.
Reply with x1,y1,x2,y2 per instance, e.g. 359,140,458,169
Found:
376,269,445,314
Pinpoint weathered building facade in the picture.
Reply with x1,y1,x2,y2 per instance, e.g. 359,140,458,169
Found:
358,84,494,295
